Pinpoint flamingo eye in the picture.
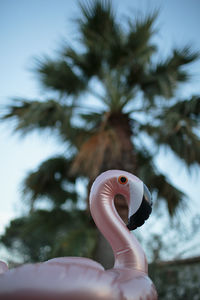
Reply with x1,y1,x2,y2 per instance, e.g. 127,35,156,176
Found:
118,176,128,185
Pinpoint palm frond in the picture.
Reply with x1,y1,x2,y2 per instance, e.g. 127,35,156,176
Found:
80,112,103,128
158,97,200,166
126,13,157,59
36,58,87,95
78,0,118,47
141,97,200,166
141,64,179,100
164,126,200,166
23,156,77,207
1,99,71,138
137,149,186,216
142,123,200,166
169,96,200,122
141,47,199,101
77,0,126,73
169,46,200,68
65,47,102,78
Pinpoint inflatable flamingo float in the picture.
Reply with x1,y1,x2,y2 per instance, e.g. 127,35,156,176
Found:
0,170,157,300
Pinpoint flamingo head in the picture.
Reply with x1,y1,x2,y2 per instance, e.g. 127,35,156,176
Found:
91,170,152,230
113,170,152,230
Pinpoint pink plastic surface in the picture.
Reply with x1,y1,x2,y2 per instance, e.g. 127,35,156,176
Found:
0,170,157,299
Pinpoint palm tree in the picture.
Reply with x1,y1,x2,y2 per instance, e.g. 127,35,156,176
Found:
1,0,200,267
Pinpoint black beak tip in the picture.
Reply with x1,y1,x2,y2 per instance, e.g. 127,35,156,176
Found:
126,197,152,231
127,222,137,231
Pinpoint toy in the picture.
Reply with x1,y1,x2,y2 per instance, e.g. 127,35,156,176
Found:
0,170,157,300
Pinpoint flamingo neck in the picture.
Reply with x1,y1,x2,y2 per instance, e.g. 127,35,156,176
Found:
90,179,147,273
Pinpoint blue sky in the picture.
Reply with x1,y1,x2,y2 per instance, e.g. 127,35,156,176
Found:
0,0,200,259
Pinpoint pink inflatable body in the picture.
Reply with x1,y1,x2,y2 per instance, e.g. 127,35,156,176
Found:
0,170,157,300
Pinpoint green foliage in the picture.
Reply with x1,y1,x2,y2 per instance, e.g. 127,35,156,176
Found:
140,96,200,167
2,99,71,138
23,157,77,207
1,0,200,263
78,0,119,54
137,149,185,215
36,59,87,94
149,258,200,300
140,47,199,100
1,209,96,262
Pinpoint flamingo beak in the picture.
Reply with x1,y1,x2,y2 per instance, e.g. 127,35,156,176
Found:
127,183,152,231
